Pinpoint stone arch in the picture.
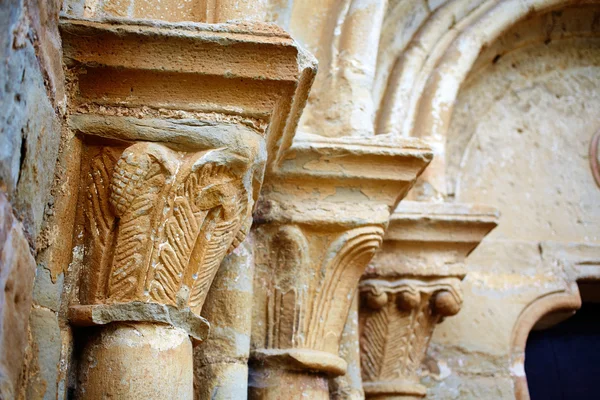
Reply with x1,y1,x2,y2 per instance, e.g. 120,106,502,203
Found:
375,0,600,196
509,284,582,400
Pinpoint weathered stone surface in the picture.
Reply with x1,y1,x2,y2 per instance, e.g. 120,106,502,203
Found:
77,323,193,399
330,295,364,400
0,0,62,241
0,193,37,399
9,1,600,400
195,240,254,399
25,307,62,400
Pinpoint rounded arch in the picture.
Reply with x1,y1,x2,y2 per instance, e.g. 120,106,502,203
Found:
509,284,582,400
375,0,600,196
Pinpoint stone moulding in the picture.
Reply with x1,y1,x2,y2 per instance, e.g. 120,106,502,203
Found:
359,201,499,399
59,15,317,169
510,242,600,400
249,135,434,398
365,201,501,279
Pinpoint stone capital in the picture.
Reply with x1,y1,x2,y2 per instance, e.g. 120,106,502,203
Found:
359,201,499,399
59,16,316,399
249,135,433,398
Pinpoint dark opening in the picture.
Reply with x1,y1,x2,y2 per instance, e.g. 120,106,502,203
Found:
525,302,600,400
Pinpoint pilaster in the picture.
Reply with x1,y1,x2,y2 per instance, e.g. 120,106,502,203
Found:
249,135,433,398
359,201,499,399
59,17,315,399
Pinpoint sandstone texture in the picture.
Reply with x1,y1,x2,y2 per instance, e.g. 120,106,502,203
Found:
3,1,599,400
0,194,37,399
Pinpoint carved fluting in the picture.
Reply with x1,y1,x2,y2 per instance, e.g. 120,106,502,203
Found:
359,278,462,398
252,224,384,375
82,142,252,318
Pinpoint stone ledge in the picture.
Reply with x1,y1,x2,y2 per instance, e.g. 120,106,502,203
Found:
69,302,210,343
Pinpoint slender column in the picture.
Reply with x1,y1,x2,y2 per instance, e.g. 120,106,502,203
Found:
359,201,498,399
194,239,255,399
330,294,365,400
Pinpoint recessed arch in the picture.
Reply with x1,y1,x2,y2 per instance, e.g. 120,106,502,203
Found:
509,284,582,400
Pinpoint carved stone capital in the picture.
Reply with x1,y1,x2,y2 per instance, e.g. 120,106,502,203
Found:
359,201,499,399
249,136,433,398
251,223,385,375
59,16,316,399
69,141,260,341
359,277,462,398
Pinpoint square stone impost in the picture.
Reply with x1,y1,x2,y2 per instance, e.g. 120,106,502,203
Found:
359,201,499,399
59,16,316,399
249,134,433,399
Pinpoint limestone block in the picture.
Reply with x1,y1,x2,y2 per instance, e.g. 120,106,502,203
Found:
0,193,37,398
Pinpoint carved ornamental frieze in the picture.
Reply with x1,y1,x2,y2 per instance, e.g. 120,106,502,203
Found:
359,201,498,399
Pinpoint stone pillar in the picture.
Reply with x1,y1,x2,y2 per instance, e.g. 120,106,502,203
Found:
194,239,255,399
59,16,316,400
249,135,433,399
330,294,365,400
359,201,499,399
70,141,259,399
77,323,193,398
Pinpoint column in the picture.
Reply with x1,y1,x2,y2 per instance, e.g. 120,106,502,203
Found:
359,201,499,399
59,16,316,399
249,135,434,399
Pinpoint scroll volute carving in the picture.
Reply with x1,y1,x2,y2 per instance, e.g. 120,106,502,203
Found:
81,142,253,315
359,279,462,398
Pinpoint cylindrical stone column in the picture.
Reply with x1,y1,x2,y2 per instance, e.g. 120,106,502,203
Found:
249,368,330,399
194,240,255,400
330,294,364,400
77,323,193,399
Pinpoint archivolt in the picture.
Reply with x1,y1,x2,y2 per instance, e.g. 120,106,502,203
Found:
375,0,600,138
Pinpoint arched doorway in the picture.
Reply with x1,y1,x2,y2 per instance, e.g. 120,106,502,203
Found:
526,300,600,400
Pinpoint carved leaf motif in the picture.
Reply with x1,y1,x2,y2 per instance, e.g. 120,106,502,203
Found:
149,195,207,304
360,300,412,381
267,225,310,349
85,150,117,303
108,150,168,301
187,214,240,313
406,299,436,376
307,227,383,351
149,161,246,309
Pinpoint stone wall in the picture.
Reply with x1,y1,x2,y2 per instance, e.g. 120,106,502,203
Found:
424,7,600,399
0,0,65,399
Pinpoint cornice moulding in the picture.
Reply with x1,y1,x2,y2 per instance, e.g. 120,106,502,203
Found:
257,135,434,227
60,15,317,168
366,201,500,278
